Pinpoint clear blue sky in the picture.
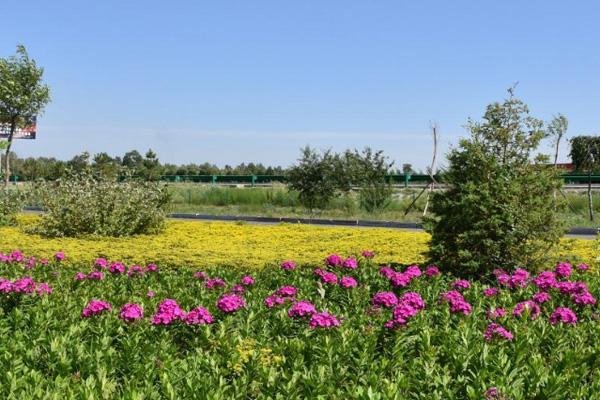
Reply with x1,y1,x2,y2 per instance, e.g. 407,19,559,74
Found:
1,0,599,169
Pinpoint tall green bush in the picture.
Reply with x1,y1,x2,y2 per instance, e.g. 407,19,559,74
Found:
344,147,394,212
426,90,566,276
0,188,24,226
30,169,170,237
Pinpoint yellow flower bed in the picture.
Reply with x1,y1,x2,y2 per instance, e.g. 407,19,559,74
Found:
0,216,596,269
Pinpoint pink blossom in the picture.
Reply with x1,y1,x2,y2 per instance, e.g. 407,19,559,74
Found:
275,286,297,297
109,262,126,274
240,275,255,286
280,260,297,270
288,301,317,318
216,294,245,313
74,272,87,281
82,299,112,318
400,292,425,310
532,291,551,304
320,271,338,285
147,290,155,298
231,284,245,294
379,266,396,279
340,276,358,288
483,287,499,297
9,250,24,263
94,258,108,269
35,283,52,296
54,251,65,262
309,312,341,328
193,271,208,280
512,300,541,320
483,323,513,341
151,299,186,325
128,265,144,277
441,290,472,315
509,268,530,288
119,303,144,322
486,307,506,320
425,265,440,277
361,250,375,259
572,291,596,306
342,257,358,270
205,278,226,289
264,294,287,308
145,263,158,273
87,271,104,280
532,271,556,290
452,279,471,291
0,278,14,294
404,265,422,278
13,277,36,294
555,262,572,278
549,307,577,325
325,254,344,267
576,263,590,272
184,306,214,325
390,272,412,288
372,292,398,308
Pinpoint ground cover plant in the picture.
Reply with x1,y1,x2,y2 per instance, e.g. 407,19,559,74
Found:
0,215,595,269
0,249,599,399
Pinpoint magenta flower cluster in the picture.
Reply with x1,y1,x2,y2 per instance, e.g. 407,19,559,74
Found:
0,276,52,296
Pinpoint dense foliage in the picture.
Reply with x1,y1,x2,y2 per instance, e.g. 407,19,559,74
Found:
570,136,600,172
0,45,51,186
344,148,394,212
29,170,170,237
427,92,566,276
0,249,598,399
0,188,24,227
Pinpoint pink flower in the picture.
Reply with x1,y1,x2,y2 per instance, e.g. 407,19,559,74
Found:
532,291,551,304
372,292,398,308
216,294,245,313
74,272,87,281
54,252,65,262
94,258,108,269
440,290,472,315
533,271,556,290
280,260,297,270
40,258,49,266
452,279,471,291
576,263,589,272
483,323,513,341
82,299,112,318
119,303,144,322
425,265,440,277
231,284,245,294
264,294,287,308
9,250,24,263
288,301,317,318
549,307,577,325
390,272,411,288
151,299,186,325
340,276,358,288
400,292,425,310
361,250,375,259
342,257,358,269
509,268,530,288
13,277,36,294
87,271,104,280
147,290,155,298
486,307,506,320
379,266,396,279
35,282,52,296
320,271,338,285
0,278,14,294
193,271,208,280
109,262,126,274
205,278,226,289
309,312,341,328
128,265,144,277
275,286,297,297
555,262,572,278
145,263,158,273
325,254,343,267
240,275,255,286
184,306,214,325
483,287,499,297
572,291,596,306
512,300,541,320
404,265,422,278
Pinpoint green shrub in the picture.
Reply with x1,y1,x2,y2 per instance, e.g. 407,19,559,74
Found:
0,188,24,226
426,90,566,276
30,169,170,237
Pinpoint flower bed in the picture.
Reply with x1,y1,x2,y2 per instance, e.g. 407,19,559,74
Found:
0,250,599,398
0,215,596,269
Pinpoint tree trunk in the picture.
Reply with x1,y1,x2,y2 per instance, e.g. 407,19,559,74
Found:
588,169,594,222
3,118,16,187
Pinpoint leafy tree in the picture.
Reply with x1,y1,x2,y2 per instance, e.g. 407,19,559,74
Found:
93,152,120,179
0,45,51,186
570,135,600,221
344,147,394,212
426,90,566,277
288,146,341,212
143,149,161,180
122,150,143,169
547,114,568,166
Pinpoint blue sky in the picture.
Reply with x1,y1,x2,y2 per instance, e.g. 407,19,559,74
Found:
1,0,599,169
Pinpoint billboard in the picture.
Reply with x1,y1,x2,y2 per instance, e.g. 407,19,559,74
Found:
0,117,37,139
